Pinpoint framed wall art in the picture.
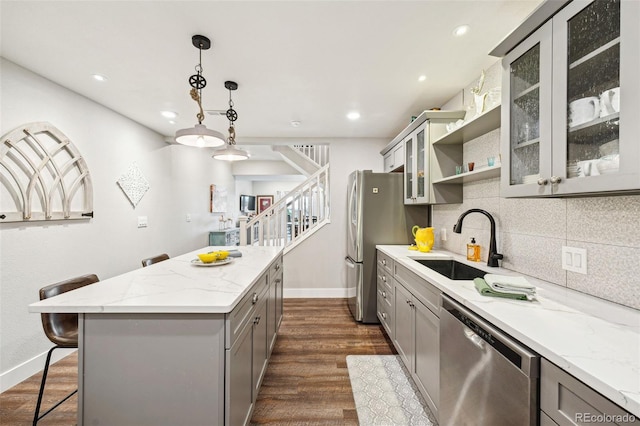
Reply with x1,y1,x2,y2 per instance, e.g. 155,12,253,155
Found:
257,195,273,214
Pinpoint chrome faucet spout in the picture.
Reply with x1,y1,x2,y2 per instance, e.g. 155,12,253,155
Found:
452,208,503,267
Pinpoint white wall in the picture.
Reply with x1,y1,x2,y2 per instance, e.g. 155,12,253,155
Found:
0,59,234,389
283,138,390,296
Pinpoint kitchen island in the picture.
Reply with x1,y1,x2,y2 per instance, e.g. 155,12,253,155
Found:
377,245,640,419
29,245,284,426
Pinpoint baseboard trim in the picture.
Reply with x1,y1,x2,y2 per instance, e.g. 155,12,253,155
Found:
1,347,76,393
284,287,348,298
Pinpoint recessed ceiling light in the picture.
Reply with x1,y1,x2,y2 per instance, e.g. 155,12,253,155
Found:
161,111,178,119
168,120,176,125
92,74,108,82
291,120,301,127
347,111,361,121
418,75,427,82
453,25,470,37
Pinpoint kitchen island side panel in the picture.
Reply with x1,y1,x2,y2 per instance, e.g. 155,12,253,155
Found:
80,313,225,426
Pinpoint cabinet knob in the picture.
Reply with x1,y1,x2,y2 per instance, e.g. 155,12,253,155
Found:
275,264,280,271
406,299,411,305
254,315,261,325
381,312,387,319
252,293,259,304
382,275,386,282
382,291,387,298
550,176,562,184
537,178,548,186
382,259,386,266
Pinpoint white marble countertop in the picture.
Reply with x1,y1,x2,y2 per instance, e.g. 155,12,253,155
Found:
29,246,283,314
377,245,640,417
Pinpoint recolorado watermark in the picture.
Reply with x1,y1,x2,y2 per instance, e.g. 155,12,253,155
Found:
575,412,636,423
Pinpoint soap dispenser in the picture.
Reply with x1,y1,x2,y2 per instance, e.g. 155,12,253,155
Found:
467,237,481,262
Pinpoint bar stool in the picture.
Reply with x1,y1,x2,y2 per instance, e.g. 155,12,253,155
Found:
141,253,169,267
34,273,100,425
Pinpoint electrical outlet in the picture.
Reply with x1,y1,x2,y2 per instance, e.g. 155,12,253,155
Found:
562,246,587,274
372,187,379,194
186,214,191,222
137,216,148,228
441,228,447,241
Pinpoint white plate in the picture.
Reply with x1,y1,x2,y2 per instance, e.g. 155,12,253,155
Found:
191,258,233,267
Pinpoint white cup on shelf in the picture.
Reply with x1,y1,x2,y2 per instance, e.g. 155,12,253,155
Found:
599,87,620,117
569,97,600,128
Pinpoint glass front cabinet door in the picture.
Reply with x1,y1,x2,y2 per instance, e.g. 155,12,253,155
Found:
404,122,429,204
502,0,640,197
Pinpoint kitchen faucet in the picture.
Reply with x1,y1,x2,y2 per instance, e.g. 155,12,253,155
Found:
453,208,503,267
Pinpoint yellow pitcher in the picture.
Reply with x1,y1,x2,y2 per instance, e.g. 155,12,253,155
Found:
412,226,434,253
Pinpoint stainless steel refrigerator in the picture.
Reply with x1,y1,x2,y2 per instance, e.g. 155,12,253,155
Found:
345,170,429,323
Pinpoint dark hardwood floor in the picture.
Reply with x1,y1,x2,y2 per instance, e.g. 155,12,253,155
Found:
0,298,395,425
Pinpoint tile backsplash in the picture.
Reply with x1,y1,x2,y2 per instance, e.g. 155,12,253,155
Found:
433,61,640,309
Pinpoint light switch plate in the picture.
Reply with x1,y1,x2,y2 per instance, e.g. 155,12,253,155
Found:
562,246,587,274
137,216,148,228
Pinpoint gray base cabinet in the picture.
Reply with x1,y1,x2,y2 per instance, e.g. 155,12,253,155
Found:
377,251,395,338
540,358,639,426
392,261,441,420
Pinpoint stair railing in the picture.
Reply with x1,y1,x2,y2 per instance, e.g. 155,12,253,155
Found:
293,144,329,167
239,164,330,248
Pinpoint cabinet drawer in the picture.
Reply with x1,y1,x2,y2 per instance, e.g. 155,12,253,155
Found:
269,254,283,279
377,251,393,273
377,281,393,311
395,263,440,316
226,273,269,349
376,265,393,293
377,294,393,338
540,358,638,426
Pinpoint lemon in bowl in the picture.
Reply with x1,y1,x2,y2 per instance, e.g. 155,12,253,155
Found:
197,253,218,263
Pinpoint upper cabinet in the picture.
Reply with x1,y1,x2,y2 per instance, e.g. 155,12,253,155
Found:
501,0,640,197
382,111,465,205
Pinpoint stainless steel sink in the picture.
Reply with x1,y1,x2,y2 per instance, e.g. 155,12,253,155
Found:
413,259,486,280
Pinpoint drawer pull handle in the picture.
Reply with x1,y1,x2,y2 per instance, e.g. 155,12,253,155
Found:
382,291,387,298
252,293,259,304
275,278,281,284
254,316,261,325
382,275,386,282
382,259,386,266
381,312,387,320
275,264,280,271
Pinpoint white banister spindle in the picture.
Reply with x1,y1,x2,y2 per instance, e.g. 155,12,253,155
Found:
239,216,248,245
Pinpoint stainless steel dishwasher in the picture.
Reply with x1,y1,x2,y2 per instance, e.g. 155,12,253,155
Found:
440,294,539,426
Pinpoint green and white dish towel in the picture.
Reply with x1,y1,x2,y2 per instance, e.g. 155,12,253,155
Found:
474,275,537,301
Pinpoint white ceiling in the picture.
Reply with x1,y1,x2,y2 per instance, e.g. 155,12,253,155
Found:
0,0,543,146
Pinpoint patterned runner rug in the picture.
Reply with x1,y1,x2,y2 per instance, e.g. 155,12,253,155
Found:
346,355,437,426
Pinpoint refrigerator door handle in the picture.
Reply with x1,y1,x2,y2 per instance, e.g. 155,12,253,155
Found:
347,176,358,258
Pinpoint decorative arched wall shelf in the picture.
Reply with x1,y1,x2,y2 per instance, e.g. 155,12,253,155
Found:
0,122,93,222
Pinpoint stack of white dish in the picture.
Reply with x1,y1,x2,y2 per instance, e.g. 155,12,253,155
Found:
522,174,540,184
567,163,580,178
596,154,619,174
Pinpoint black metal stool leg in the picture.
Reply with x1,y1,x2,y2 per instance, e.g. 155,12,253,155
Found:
33,346,77,425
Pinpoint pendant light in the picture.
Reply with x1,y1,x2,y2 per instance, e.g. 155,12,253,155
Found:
175,35,225,148
212,81,250,161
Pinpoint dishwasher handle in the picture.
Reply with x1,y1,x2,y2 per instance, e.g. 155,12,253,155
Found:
442,294,539,378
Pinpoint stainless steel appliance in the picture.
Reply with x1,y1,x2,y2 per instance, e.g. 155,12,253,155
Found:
440,294,539,425
345,170,427,323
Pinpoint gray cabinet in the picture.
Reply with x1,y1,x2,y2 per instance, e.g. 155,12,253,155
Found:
376,251,395,338
501,0,640,197
383,142,404,172
209,228,240,246
268,255,283,353
225,256,282,426
540,358,639,426
393,263,441,420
